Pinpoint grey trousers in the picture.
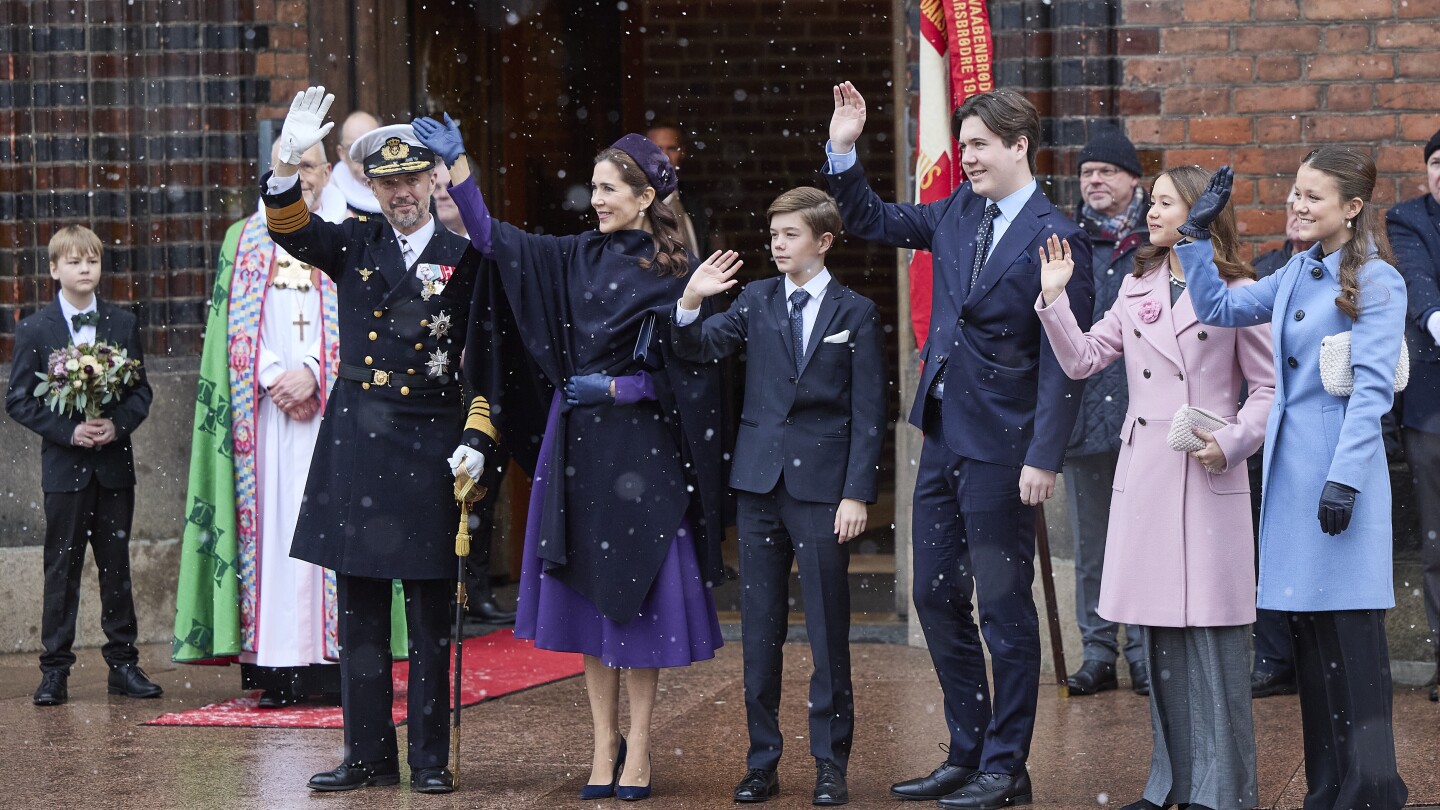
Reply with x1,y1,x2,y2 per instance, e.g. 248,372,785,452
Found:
1403,428,1440,655
1143,625,1257,809
1064,451,1144,668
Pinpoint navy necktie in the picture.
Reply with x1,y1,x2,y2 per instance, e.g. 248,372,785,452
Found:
970,202,1001,288
71,310,100,330
789,288,810,369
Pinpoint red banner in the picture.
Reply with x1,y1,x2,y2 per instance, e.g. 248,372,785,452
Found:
907,0,993,349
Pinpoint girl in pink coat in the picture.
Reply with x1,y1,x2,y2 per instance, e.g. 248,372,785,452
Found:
1034,165,1275,810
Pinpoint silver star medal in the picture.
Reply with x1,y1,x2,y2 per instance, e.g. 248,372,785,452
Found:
417,263,445,301
426,348,450,378
428,310,452,338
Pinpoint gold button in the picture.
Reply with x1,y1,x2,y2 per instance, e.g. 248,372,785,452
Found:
407,368,416,375
420,319,429,327
373,310,383,318
400,386,410,396
364,355,373,365
415,342,424,351
368,331,378,341
362,382,371,390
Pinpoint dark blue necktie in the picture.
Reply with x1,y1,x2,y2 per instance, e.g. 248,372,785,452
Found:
789,288,810,369
970,202,1001,288
71,310,100,330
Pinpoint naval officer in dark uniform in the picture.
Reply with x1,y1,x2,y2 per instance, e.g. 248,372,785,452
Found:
262,87,497,795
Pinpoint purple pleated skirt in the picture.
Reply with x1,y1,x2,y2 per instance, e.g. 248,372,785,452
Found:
513,394,723,669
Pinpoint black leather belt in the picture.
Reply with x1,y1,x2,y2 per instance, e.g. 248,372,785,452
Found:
338,363,454,389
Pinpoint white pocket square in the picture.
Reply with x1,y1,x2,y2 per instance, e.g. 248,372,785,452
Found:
822,330,851,344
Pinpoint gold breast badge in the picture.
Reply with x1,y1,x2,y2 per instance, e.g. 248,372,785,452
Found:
358,268,374,282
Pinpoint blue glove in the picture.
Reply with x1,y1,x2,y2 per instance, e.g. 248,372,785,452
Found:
412,113,466,167
1317,481,1357,536
564,374,614,406
1178,165,1233,241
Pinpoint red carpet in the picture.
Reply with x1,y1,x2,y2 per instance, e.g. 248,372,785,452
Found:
145,629,582,729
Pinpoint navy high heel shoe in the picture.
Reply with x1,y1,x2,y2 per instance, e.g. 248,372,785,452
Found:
616,752,652,801
578,737,627,800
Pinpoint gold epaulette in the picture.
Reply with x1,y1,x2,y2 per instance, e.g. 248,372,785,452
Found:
266,197,310,234
465,395,500,443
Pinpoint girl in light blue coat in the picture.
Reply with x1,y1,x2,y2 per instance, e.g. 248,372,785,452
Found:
1179,147,1408,810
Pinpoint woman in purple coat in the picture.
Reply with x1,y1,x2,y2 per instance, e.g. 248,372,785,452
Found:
414,116,726,801
1034,166,1275,810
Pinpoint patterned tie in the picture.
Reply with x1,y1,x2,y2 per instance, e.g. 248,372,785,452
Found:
398,235,415,268
970,202,1001,288
789,288,810,369
70,310,100,330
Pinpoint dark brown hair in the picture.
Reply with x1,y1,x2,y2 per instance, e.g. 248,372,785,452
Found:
594,147,689,277
1135,165,1254,282
1300,146,1395,319
951,89,1041,173
766,187,842,243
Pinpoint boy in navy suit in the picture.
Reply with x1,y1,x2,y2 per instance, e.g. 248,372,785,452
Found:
674,188,887,806
5,225,161,706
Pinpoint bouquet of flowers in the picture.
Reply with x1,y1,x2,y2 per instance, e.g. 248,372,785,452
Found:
33,341,144,420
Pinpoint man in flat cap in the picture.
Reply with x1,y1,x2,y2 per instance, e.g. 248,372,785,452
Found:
261,86,498,795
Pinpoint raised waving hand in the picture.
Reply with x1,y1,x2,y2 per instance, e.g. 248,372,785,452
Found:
1038,233,1074,307
829,82,868,155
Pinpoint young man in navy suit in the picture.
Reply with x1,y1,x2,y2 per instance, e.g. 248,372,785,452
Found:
6,225,161,707
822,83,1094,809
673,188,887,807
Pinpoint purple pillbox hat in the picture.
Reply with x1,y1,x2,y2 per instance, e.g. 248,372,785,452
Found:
610,133,678,199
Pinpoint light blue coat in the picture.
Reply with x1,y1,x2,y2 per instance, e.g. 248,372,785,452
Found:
1179,239,1406,611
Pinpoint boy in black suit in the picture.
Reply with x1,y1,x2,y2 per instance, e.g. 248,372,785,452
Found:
5,225,160,706
673,188,887,806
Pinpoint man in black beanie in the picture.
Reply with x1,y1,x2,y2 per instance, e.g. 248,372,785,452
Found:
1064,125,1151,697
1388,127,1440,704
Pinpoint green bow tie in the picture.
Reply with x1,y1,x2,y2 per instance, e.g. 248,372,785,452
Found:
71,310,100,330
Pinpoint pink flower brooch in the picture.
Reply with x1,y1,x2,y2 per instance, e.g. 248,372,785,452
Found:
1137,300,1162,324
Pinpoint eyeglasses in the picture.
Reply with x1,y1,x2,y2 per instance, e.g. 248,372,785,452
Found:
1080,166,1122,180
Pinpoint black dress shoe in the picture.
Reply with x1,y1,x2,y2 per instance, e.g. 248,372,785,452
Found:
108,664,163,698
1131,662,1150,696
1065,660,1118,696
814,761,848,806
1250,669,1297,698
937,769,1031,810
307,762,401,791
257,688,302,708
890,761,977,800
467,597,517,625
734,768,779,802
1430,683,1437,703
33,671,68,706
411,766,454,794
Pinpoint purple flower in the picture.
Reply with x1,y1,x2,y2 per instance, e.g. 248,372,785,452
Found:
1138,300,1162,324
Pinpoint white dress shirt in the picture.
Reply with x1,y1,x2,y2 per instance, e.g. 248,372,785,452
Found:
675,269,833,351
57,292,98,345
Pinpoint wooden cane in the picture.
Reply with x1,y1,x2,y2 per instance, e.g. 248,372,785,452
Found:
452,469,486,788
1034,506,1070,697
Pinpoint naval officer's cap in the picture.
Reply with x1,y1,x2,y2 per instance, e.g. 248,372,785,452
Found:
350,124,437,179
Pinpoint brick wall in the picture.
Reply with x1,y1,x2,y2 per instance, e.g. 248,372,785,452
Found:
1117,0,1440,256
0,0,308,361
637,0,901,332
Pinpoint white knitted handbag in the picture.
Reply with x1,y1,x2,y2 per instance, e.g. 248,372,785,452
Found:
1318,331,1409,397
1166,405,1230,453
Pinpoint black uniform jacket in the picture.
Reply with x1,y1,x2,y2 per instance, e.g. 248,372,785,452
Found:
673,275,887,505
6,300,152,493
262,173,493,580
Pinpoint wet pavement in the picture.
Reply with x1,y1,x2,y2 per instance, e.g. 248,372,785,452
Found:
3,639,1437,809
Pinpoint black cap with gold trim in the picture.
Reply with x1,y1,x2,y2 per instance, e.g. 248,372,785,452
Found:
349,124,437,179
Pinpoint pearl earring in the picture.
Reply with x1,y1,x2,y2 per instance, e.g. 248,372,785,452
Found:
1346,219,1353,229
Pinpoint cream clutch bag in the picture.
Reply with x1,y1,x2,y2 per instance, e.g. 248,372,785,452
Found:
1318,331,1409,397
1167,405,1229,453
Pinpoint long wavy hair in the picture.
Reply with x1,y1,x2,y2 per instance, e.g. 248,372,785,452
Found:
1135,165,1254,282
1300,147,1395,319
594,147,689,278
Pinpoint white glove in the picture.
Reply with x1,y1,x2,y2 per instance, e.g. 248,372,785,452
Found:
1427,311,1440,347
276,86,335,165
447,445,484,481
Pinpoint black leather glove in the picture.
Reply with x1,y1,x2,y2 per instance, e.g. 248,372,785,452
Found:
564,373,614,406
1178,165,1233,241
1317,481,1357,536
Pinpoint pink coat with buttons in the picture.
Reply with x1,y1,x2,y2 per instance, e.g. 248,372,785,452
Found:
1035,261,1275,627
